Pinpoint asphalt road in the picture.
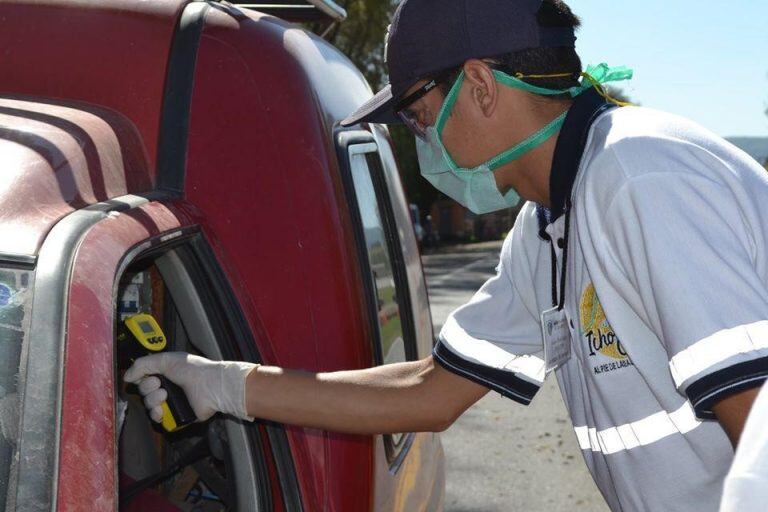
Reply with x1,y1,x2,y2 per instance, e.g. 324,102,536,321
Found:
422,241,610,512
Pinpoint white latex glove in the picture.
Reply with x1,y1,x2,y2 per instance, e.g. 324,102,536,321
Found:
124,352,258,423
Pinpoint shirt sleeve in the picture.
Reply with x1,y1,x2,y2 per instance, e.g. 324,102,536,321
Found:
600,169,768,419
432,205,546,405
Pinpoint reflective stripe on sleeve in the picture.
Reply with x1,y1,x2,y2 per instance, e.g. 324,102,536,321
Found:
440,315,546,384
669,321,768,387
573,402,701,455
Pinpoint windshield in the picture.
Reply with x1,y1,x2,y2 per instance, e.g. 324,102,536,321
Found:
0,267,34,508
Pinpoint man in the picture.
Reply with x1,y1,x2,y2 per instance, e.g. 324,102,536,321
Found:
125,0,768,510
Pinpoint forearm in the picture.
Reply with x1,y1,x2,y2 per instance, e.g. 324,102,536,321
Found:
245,358,452,435
714,386,761,447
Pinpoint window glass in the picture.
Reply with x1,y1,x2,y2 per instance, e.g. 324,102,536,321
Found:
349,147,411,452
349,151,406,366
0,268,33,508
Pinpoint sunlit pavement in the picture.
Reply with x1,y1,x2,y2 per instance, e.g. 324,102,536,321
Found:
422,241,609,512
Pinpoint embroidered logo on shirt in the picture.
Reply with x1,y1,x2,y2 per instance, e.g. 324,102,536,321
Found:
580,283,633,374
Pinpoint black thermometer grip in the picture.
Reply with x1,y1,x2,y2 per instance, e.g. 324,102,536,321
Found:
157,375,197,431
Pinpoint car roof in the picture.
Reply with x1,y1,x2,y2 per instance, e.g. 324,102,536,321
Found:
206,4,373,130
0,97,151,256
0,0,376,257
0,0,186,179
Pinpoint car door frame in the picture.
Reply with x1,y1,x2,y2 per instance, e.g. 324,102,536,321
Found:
335,130,421,469
8,194,303,511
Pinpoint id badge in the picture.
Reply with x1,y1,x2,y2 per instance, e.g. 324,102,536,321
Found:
540,307,572,374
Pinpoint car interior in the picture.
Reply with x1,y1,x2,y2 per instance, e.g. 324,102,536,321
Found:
115,248,264,512
0,268,33,510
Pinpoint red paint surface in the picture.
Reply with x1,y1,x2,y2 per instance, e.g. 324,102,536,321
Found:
0,97,152,254
183,9,380,510
58,202,188,511
0,0,185,176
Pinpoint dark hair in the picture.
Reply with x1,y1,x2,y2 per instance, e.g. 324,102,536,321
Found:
438,0,582,99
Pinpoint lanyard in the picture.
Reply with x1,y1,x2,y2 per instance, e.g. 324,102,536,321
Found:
548,200,572,311
540,89,617,311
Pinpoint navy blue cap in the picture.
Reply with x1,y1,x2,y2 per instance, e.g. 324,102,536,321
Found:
341,0,576,127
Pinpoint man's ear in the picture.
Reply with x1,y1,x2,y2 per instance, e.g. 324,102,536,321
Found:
462,59,498,119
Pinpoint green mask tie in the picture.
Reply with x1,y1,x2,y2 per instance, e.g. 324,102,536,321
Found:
434,63,634,172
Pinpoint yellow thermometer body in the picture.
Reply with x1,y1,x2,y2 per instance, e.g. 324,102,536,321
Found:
124,314,167,352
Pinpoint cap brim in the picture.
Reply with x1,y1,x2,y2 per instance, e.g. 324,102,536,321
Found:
341,84,401,127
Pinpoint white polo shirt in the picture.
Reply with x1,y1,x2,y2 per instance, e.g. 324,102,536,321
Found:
432,89,768,512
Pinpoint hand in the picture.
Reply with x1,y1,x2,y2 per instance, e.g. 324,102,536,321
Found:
124,352,259,423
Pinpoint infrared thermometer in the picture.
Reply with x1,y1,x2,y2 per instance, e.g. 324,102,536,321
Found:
118,313,197,432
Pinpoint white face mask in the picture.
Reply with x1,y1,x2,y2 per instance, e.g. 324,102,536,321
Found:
416,125,523,215
415,64,633,215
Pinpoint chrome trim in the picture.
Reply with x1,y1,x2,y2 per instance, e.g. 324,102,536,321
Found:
306,0,346,21
347,142,378,156
387,432,416,474
236,1,347,21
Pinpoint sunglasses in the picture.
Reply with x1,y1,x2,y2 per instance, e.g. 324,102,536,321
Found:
394,69,459,140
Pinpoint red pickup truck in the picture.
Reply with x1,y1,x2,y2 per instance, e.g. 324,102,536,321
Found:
0,1,444,510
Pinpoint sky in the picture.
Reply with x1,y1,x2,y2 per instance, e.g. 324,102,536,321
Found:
572,0,768,138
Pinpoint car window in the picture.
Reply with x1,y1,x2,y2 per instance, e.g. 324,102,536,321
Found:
115,251,269,511
116,262,225,511
347,143,418,455
348,147,406,366
0,267,33,509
